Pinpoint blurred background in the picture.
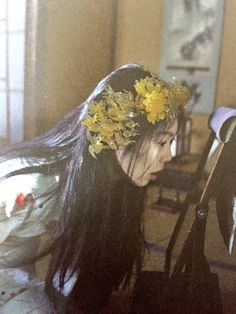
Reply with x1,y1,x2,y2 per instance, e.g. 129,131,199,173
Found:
1,1,236,313
0,0,236,152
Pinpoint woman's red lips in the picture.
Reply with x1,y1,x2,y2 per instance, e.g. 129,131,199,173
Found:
149,172,158,181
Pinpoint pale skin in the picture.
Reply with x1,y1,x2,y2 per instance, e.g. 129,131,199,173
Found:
116,119,178,187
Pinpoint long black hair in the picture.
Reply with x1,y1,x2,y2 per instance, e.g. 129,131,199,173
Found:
0,64,184,313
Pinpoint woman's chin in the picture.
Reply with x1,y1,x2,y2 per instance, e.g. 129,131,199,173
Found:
132,177,150,187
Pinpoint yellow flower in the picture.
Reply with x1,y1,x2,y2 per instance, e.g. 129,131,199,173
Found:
108,107,126,122
168,83,190,111
83,75,190,157
143,90,168,124
134,80,147,96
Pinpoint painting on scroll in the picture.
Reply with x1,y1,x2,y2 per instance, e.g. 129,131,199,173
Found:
160,0,225,114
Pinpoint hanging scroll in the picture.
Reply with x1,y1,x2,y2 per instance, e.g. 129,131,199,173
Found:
160,0,225,114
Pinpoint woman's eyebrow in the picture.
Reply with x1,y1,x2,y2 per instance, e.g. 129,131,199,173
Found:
157,131,176,137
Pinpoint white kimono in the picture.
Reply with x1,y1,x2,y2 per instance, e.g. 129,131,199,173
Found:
0,159,60,313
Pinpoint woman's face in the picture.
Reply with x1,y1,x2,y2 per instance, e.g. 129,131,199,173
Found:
116,120,178,187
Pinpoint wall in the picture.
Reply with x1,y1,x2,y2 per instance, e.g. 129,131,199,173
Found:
24,0,236,150
24,0,115,137
216,0,236,107
114,0,236,153
114,0,236,108
114,0,165,72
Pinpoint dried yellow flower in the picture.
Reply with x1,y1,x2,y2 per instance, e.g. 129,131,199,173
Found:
82,76,190,157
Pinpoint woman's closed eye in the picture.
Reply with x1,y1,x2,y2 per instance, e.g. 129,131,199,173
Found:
159,137,174,147
160,141,167,147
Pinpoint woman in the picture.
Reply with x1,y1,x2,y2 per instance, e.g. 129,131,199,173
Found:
0,64,189,313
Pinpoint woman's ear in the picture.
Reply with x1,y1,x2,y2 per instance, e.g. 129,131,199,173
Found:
115,146,130,176
115,146,126,163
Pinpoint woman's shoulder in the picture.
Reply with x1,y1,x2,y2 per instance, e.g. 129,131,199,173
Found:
0,157,30,178
0,170,59,214
0,169,60,242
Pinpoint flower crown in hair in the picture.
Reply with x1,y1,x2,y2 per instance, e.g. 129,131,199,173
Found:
82,75,190,158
